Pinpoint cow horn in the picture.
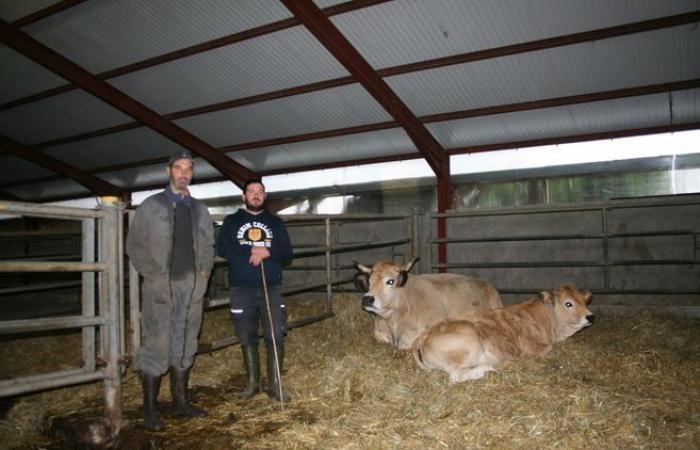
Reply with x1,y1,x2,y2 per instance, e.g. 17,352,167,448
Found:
354,260,372,274
402,257,420,273
397,271,408,287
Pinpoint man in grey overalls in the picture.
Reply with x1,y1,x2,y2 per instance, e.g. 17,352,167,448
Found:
126,150,214,431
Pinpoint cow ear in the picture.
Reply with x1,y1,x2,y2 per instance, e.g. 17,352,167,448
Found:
540,290,554,304
354,272,369,291
402,257,420,273
583,290,593,304
397,271,408,287
354,260,372,274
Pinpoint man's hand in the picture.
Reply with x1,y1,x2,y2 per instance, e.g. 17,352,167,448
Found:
249,246,270,266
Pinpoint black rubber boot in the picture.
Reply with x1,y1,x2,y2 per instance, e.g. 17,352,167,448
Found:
266,345,290,403
169,367,207,418
240,345,260,399
142,373,164,431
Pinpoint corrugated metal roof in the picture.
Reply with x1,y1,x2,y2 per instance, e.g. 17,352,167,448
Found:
230,128,417,172
0,46,67,104
175,84,392,147
109,26,350,114
42,128,190,169
22,0,292,75
0,89,131,145
101,158,222,190
387,25,700,115
1,155,54,184
672,88,700,122
427,92,690,149
5,177,89,201
0,0,59,23
331,0,700,69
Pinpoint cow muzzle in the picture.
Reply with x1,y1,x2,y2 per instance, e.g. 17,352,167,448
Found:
361,294,376,310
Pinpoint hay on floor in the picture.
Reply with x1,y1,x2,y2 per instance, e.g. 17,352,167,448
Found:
1,293,699,449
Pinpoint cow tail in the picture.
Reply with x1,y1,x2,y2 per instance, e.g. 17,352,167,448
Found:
411,332,428,370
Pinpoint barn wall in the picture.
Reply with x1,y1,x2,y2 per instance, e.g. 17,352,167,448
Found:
430,194,700,317
2,186,697,320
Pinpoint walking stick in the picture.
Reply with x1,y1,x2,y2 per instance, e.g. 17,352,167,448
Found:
260,258,284,410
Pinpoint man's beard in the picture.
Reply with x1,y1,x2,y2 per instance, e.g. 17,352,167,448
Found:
245,200,263,212
171,176,191,192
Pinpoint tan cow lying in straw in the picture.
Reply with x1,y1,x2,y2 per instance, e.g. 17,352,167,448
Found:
355,257,502,350
412,285,593,383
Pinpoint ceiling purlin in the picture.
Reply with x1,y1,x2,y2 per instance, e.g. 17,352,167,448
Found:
3,77,698,190
14,10,699,153
279,0,448,178
0,19,254,188
0,134,120,195
0,0,393,111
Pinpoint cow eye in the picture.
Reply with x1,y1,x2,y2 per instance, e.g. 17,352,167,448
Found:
565,301,573,308
386,279,395,286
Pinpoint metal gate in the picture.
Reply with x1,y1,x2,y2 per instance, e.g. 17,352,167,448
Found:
0,198,124,428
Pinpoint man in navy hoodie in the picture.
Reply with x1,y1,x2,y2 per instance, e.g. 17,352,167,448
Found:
216,179,293,402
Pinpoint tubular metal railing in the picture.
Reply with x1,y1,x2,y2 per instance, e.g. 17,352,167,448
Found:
426,197,700,298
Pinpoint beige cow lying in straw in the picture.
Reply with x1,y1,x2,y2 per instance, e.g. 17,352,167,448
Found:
412,285,593,383
355,258,502,350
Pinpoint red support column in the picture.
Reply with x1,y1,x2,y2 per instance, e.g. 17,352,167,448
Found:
436,160,451,273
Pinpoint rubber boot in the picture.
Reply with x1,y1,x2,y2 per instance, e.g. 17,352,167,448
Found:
266,345,290,403
142,373,164,431
169,367,207,418
240,345,260,399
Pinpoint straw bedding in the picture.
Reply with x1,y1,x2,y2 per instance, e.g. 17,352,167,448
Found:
1,293,698,449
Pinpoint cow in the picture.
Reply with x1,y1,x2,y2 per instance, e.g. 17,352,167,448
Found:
354,257,502,350
412,284,593,383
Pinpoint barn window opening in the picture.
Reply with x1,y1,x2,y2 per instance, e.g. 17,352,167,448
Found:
36,130,700,213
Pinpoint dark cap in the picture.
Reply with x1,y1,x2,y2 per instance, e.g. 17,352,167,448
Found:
168,150,194,166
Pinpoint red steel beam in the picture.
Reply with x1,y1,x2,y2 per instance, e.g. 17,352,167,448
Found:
0,18,255,188
0,135,121,195
280,0,448,179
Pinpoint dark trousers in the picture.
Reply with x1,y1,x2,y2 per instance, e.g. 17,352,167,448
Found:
138,272,204,375
229,286,286,346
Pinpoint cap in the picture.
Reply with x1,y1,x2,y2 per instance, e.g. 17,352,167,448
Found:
168,150,194,166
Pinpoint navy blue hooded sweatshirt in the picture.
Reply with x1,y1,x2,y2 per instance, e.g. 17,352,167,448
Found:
216,209,293,287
